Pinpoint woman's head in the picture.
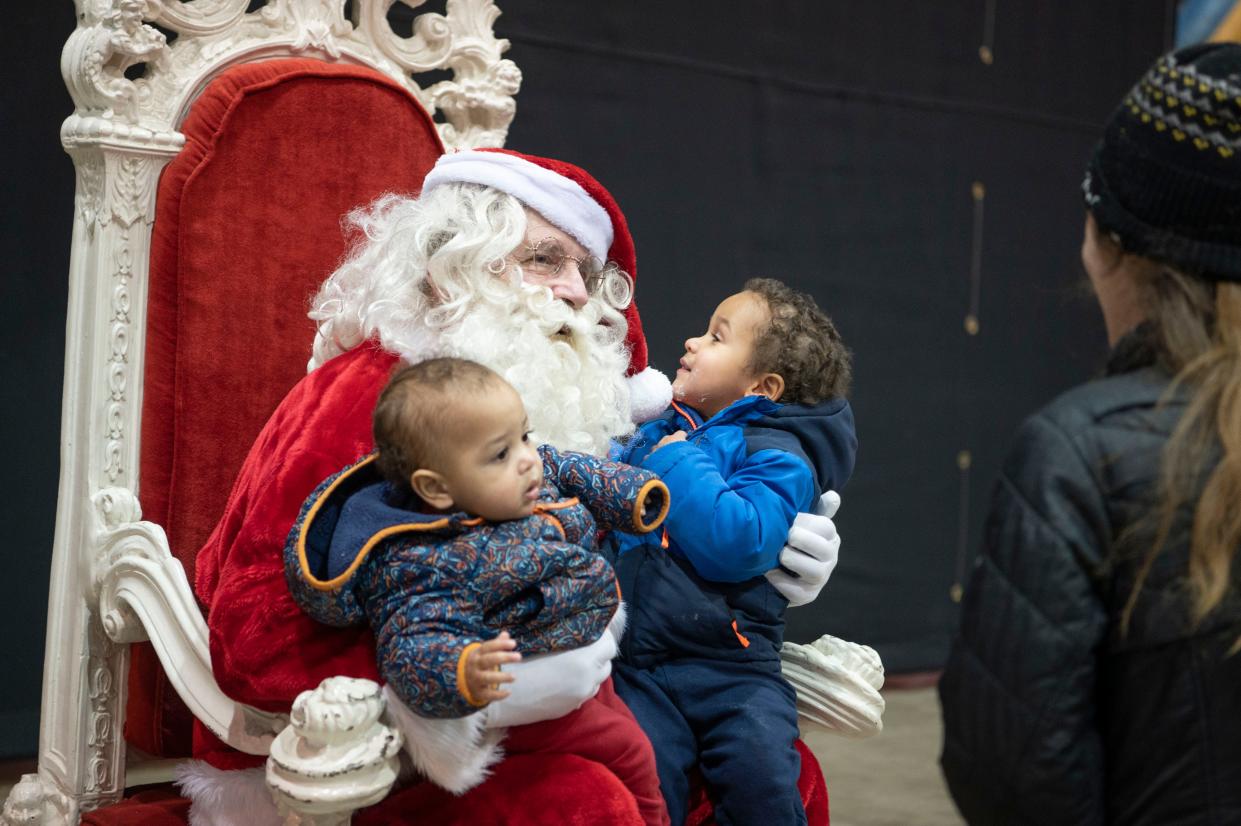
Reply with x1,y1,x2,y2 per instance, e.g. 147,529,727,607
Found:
1082,43,1241,281
1087,44,1241,636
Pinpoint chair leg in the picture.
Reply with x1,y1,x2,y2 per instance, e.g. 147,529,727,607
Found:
2,773,51,824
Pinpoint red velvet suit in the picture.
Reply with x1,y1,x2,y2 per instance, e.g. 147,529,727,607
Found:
196,342,397,739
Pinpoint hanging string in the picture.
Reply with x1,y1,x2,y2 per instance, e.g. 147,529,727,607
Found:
980,0,997,64
965,181,985,336
952,449,973,602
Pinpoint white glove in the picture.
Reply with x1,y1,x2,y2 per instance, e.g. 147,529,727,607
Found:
481,627,617,729
767,490,841,607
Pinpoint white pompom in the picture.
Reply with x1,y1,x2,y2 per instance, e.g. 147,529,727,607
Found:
626,366,673,423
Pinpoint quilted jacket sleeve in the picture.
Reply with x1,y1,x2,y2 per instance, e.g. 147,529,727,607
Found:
938,411,1110,825
538,444,669,534
638,441,814,582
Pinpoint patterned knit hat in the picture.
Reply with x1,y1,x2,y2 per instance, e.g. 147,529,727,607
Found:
422,148,672,422
1082,43,1241,280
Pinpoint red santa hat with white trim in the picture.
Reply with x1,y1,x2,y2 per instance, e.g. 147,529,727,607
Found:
422,148,672,422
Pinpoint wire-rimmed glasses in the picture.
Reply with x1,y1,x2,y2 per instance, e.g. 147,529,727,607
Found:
510,237,607,293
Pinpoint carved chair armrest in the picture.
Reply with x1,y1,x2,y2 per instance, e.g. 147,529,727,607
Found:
91,487,286,756
85,488,403,825
267,678,403,825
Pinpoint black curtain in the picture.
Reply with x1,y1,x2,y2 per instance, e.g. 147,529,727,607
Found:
494,2,1171,670
0,1,1171,758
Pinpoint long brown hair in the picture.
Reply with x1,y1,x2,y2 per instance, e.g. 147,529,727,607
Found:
1122,263,1241,646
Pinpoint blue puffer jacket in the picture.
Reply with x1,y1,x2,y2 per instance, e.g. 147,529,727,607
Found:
284,445,668,718
612,395,857,668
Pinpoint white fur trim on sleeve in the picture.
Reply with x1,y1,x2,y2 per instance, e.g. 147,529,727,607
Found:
175,762,281,826
423,151,612,261
607,601,628,644
626,366,673,424
381,685,506,795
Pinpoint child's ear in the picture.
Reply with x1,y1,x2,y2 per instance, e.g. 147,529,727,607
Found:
751,372,785,403
410,469,455,510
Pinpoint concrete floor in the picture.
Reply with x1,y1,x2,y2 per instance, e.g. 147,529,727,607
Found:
806,687,964,826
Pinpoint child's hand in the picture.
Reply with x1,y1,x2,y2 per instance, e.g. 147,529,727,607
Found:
465,631,522,705
652,430,687,452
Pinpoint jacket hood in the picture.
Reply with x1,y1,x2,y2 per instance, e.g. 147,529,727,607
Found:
669,395,858,498
746,397,857,497
295,455,480,590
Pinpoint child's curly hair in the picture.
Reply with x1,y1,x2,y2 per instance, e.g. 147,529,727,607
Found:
744,278,852,405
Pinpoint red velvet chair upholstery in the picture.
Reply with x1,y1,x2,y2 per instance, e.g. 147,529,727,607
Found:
131,57,445,759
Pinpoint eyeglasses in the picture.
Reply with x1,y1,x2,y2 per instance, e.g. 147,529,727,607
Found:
510,237,606,293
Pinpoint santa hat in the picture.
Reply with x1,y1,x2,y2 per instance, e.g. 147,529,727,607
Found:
422,148,672,422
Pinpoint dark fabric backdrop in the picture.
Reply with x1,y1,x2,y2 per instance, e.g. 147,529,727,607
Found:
1,1,1171,758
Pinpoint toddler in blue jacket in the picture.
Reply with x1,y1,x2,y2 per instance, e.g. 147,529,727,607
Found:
611,278,857,826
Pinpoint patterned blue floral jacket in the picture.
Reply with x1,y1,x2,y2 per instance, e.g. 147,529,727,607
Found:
284,445,668,718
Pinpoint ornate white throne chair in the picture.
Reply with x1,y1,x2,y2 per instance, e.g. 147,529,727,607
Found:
5,2,521,823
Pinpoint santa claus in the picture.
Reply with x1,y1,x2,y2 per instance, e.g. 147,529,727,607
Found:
182,149,840,824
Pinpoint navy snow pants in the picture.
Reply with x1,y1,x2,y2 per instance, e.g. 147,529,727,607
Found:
613,657,806,826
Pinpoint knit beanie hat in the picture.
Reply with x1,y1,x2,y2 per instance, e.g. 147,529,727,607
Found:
422,148,672,422
1082,42,1241,280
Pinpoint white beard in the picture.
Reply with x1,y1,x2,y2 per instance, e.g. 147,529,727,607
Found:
387,287,634,457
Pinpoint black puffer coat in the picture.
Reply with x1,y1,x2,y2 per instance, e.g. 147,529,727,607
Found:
939,326,1241,825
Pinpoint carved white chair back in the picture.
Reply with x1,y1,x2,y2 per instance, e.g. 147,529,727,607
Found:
4,3,519,824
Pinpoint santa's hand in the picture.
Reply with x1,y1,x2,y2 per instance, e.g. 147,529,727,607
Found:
767,491,841,607
481,628,617,729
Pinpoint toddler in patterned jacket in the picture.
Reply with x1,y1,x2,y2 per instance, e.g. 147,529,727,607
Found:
284,357,670,825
